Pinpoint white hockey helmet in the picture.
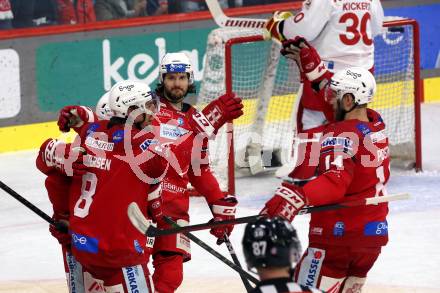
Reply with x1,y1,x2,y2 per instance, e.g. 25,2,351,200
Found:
330,67,376,105
159,52,194,85
95,92,112,120
109,80,154,118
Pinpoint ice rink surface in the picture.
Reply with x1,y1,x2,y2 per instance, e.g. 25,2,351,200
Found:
1,103,439,292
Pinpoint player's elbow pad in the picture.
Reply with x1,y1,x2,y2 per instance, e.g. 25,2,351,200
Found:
303,169,351,206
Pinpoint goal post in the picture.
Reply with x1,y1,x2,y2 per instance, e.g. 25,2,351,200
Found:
197,18,422,195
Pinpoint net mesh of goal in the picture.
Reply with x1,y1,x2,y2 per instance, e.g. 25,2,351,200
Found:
196,19,419,193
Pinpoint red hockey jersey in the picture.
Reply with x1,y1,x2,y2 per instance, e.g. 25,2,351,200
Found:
302,109,390,247
152,97,224,221
68,120,167,268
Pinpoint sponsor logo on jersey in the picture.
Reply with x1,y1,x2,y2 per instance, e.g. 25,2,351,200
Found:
356,123,371,136
157,108,173,119
305,249,324,287
84,154,112,171
321,136,353,151
161,181,186,194
364,221,388,236
139,139,158,152
123,265,148,293
160,124,189,140
377,146,390,162
177,117,184,126
369,130,387,143
333,221,345,236
85,136,114,151
71,232,99,254
86,123,100,136
133,239,144,254
305,248,325,287
311,226,323,236
66,252,78,293
112,130,124,143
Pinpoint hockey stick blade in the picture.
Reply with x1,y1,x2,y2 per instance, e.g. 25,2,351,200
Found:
145,193,410,237
127,202,159,237
205,0,266,30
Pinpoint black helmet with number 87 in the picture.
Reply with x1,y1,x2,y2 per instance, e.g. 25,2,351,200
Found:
242,217,301,269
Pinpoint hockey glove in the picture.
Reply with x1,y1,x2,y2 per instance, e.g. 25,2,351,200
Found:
36,138,87,177
191,93,243,137
209,195,238,245
281,37,329,84
264,11,293,42
57,105,96,132
49,213,71,247
261,182,306,222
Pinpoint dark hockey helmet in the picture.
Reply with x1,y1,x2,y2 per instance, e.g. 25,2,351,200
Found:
242,216,301,269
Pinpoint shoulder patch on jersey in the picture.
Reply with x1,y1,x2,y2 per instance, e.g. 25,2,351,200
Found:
139,138,158,152
86,123,100,136
321,136,353,150
111,130,124,143
160,124,189,140
368,130,387,143
356,123,371,136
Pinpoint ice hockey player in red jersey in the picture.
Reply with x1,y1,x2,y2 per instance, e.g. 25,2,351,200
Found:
150,52,243,293
41,80,169,292
262,52,391,292
265,0,384,183
36,91,114,292
243,217,323,293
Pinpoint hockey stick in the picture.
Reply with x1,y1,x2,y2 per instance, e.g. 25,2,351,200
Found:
0,180,68,233
223,235,254,292
129,193,409,237
162,216,258,286
205,0,267,30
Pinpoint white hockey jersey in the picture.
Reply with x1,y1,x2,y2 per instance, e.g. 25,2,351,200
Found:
282,0,384,71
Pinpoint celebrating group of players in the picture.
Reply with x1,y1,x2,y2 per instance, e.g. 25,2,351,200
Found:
35,0,392,292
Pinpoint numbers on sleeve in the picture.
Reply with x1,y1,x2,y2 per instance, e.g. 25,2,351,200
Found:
339,12,372,46
325,154,343,170
374,165,388,199
73,172,98,218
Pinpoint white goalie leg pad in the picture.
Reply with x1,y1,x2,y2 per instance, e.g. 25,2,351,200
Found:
340,276,366,293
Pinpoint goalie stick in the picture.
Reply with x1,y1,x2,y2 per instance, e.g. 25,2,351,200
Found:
162,216,258,287
0,180,68,233
205,0,267,31
128,193,410,237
